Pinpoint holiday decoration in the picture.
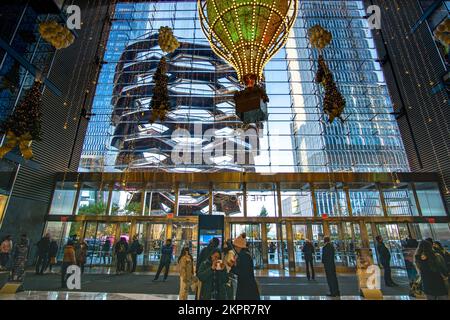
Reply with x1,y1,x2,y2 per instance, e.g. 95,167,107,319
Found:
434,18,450,47
39,21,74,49
308,25,346,123
149,57,170,123
158,26,180,53
198,0,298,86
0,81,43,160
234,85,269,124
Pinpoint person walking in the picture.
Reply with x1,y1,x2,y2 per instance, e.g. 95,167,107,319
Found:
197,249,228,300
0,235,13,270
178,247,194,300
48,239,59,273
128,235,143,273
231,235,260,300
114,237,128,275
375,235,397,287
76,239,88,274
153,239,173,281
302,239,315,280
35,233,51,275
415,240,448,300
102,239,111,264
61,240,77,288
322,236,340,297
9,234,29,282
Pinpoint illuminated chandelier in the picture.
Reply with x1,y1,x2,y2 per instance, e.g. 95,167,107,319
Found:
198,0,298,123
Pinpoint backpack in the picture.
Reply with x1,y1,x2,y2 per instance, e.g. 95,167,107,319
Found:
136,244,144,255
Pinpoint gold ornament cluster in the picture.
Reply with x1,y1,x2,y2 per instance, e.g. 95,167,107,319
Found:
39,21,74,50
158,26,180,53
308,24,333,50
434,18,450,47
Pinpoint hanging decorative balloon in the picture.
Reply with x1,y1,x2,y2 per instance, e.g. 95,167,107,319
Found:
308,24,346,123
198,0,298,124
39,21,75,50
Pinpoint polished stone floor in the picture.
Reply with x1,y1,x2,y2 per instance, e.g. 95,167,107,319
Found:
0,290,416,300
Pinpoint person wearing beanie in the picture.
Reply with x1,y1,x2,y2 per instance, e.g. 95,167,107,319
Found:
231,235,260,300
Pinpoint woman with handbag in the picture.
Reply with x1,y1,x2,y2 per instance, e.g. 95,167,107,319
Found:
48,239,58,273
415,240,448,300
178,247,194,300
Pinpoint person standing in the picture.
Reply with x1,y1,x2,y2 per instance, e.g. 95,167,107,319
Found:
178,247,194,300
102,239,111,264
114,237,128,275
196,237,220,273
433,241,450,275
375,235,397,287
128,235,142,273
231,235,260,300
48,239,59,273
0,235,13,270
197,249,228,300
223,239,237,300
61,240,77,288
302,239,315,280
76,239,88,274
153,239,173,281
35,233,51,275
322,236,340,297
9,234,29,282
415,240,448,300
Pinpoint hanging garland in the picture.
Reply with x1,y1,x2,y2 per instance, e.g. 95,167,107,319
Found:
434,18,450,47
149,57,170,123
149,27,179,123
158,26,180,53
0,80,43,160
39,21,75,50
308,24,346,123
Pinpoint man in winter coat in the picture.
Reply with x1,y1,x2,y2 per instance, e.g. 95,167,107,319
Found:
153,239,173,281
114,237,129,275
231,235,260,300
302,239,315,280
322,237,340,297
376,235,397,287
35,233,51,275
128,235,142,273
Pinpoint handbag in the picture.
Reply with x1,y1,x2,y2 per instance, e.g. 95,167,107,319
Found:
50,257,57,265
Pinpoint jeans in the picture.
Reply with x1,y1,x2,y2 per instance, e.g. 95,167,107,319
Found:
154,259,170,280
36,254,49,274
116,254,126,273
130,253,137,272
305,258,315,280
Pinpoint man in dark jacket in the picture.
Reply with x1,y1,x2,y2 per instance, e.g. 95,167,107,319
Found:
196,237,220,274
302,239,315,280
35,233,51,275
153,239,173,281
322,237,340,297
231,235,260,300
128,235,142,273
375,235,397,287
114,237,129,275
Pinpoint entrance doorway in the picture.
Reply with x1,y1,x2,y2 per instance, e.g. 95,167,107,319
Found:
231,223,263,269
375,223,409,267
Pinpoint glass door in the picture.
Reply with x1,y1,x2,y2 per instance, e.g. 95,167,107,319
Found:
292,224,308,269
83,222,118,267
231,224,263,269
143,223,167,268
312,224,324,263
376,224,407,267
266,223,280,266
172,222,198,263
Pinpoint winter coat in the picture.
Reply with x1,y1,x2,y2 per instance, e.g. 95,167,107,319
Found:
197,259,228,300
115,240,129,256
129,240,141,254
302,242,315,260
160,244,173,263
178,254,194,282
49,241,58,258
231,250,260,300
415,253,448,296
36,237,50,255
196,245,216,272
376,242,391,266
63,245,76,264
322,243,336,268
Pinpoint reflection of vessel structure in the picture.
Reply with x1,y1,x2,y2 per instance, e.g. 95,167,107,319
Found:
111,34,260,215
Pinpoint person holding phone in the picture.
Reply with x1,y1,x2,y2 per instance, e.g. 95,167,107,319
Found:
197,249,228,300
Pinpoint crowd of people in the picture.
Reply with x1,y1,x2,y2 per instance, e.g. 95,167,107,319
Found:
0,232,448,300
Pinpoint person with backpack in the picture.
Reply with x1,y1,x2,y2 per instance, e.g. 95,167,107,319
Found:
61,240,76,288
114,237,129,275
128,235,143,273
153,239,173,282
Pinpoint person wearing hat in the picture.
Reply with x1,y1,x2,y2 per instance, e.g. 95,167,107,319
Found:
197,249,228,300
231,235,260,300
